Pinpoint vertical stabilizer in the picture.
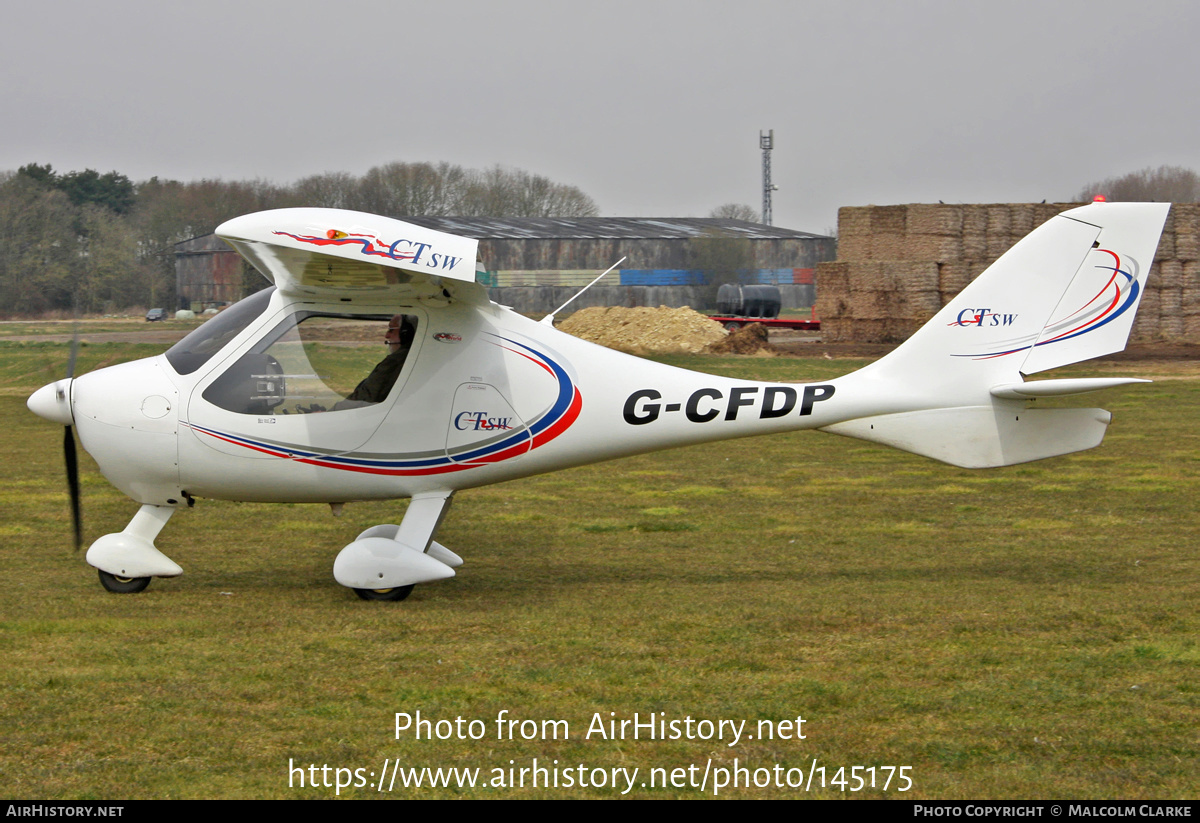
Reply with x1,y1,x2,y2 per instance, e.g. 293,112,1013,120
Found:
821,202,1169,467
851,202,1168,396
1019,203,1168,374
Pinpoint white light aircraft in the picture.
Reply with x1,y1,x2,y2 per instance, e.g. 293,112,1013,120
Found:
27,202,1169,600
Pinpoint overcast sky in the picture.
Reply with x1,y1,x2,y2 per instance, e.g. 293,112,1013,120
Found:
3,0,1197,233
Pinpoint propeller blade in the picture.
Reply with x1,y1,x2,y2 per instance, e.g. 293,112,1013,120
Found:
64,425,82,551
66,323,79,379
61,314,83,550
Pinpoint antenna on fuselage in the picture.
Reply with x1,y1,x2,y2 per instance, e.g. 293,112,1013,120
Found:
540,257,626,326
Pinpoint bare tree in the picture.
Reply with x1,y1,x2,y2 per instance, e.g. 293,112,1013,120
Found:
1075,165,1200,202
459,165,516,216
292,171,361,211
709,203,760,222
358,162,469,216
294,162,598,219
458,165,599,218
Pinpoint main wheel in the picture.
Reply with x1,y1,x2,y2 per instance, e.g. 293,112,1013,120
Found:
724,321,742,330
98,569,151,593
354,585,415,602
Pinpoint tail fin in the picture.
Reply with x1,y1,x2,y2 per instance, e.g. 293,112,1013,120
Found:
821,202,1169,468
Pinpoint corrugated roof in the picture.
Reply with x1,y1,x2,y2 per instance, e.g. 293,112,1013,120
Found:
401,216,830,241
177,217,832,250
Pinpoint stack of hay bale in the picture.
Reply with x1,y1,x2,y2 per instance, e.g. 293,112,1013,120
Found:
1157,204,1200,341
816,203,1199,344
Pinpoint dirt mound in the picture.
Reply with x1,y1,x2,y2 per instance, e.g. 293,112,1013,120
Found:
558,306,727,354
705,322,775,355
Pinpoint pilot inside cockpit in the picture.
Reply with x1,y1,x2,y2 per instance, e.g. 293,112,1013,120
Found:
332,315,416,409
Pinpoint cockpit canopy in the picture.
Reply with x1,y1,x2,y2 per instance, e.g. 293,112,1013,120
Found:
166,289,419,416
201,311,419,416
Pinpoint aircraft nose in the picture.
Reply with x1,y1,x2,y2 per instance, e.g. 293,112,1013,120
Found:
71,358,184,504
28,379,75,426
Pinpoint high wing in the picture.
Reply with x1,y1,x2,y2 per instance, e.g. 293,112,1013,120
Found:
216,208,487,304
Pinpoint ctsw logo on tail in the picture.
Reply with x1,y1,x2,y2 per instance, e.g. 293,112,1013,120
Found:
951,309,1019,327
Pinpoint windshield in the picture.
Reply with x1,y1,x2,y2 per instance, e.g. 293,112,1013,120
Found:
165,287,275,375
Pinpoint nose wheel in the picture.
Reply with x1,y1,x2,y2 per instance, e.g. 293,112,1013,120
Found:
98,569,151,593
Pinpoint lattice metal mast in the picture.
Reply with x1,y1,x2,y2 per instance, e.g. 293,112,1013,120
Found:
760,130,776,226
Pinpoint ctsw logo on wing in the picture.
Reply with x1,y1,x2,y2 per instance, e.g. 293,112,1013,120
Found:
275,229,466,271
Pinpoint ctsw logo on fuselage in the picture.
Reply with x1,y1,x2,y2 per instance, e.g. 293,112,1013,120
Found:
950,309,1018,327
454,411,514,431
623,384,835,425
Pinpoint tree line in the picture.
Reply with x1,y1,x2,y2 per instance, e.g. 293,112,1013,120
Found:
1074,165,1200,202
0,162,599,316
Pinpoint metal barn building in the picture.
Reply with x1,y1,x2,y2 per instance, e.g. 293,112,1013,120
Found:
173,233,245,310
406,216,834,285
176,217,836,314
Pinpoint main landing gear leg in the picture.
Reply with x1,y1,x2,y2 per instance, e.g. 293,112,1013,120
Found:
333,491,458,601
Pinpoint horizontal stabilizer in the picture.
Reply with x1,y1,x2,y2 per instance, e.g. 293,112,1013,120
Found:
989,377,1150,399
820,406,1111,468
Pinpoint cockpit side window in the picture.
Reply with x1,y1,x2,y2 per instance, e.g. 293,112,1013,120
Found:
166,287,276,375
201,312,418,416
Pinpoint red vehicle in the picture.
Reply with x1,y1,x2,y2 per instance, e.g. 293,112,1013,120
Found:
709,313,820,331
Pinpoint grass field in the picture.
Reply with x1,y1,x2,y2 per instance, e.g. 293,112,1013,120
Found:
1,338,1196,799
